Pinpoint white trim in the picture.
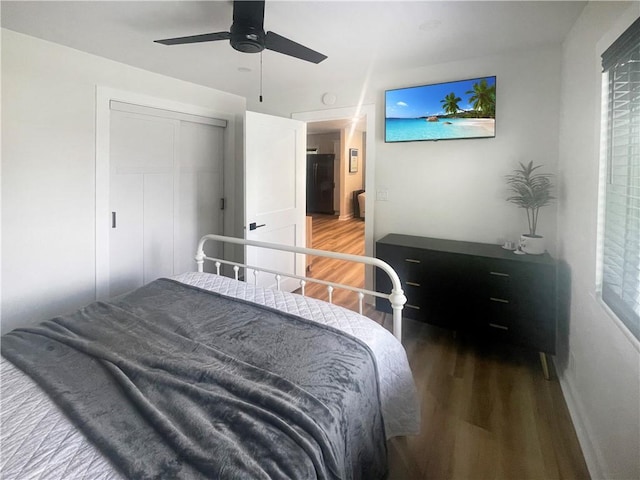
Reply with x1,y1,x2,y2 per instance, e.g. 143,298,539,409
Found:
95,86,236,300
597,296,640,352
110,101,228,127
292,104,376,293
558,373,606,480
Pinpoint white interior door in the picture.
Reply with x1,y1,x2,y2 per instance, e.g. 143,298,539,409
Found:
109,104,225,298
245,111,306,291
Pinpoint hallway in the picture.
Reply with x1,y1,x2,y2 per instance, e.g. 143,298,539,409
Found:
302,214,381,317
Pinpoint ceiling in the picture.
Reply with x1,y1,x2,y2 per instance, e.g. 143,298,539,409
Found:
1,1,587,130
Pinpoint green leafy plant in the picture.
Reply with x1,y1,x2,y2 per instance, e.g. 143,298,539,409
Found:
506,161,555,237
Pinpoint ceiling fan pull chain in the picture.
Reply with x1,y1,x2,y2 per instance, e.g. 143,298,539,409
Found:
259,51,263,103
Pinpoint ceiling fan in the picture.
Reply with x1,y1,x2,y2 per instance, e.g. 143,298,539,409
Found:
154,0,327,64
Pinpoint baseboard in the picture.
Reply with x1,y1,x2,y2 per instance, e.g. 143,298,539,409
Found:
557,369,605,479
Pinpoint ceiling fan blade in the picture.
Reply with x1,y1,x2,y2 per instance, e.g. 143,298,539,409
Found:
154,32,231,45
264,31,327,64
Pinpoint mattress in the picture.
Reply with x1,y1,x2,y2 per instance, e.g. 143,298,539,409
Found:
1,273,420,479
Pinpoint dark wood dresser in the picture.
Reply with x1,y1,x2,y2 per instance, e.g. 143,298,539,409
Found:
375,234,558,377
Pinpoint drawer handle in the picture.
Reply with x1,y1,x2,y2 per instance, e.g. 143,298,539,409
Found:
406,304,421,310
489,297,510,304
405,258,421,264
489,323,509,330
405,281,421,287
489,271,510,277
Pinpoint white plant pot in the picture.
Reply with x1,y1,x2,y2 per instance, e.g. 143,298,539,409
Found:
520,234,545,255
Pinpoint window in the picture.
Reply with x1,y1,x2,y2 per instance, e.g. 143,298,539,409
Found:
600,17,640,340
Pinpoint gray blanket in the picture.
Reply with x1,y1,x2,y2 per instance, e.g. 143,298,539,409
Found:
1,279,387,479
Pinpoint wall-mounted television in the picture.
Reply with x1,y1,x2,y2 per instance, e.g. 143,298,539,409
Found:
385,76,496,143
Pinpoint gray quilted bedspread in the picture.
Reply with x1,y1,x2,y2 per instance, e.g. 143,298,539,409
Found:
1,279,387,480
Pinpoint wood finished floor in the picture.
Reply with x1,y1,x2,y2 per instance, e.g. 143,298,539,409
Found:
301,214,383,319
304,215,590,480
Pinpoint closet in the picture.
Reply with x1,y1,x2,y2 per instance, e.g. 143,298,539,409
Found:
108,102,226,298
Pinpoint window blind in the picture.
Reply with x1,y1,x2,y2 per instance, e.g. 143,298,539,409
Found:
601,17,640,339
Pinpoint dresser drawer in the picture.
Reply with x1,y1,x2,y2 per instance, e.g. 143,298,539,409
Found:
403,281,425,313
485,296,514,326
377,245,422,277
375,244,427,319
469,292,512,329
485,268,515,299
478,259,552,304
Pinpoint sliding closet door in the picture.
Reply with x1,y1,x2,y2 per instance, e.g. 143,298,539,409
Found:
109,112,174,297
174,120,224,274
109,104,225,298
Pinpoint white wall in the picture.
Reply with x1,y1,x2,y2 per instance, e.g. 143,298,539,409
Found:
340,128,364,219
307,132,339,155
373,47,562,248
275,46,563,253
556,3,640,479
1,29,246,334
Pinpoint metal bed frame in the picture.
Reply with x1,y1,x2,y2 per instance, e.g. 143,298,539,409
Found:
195,234,407,341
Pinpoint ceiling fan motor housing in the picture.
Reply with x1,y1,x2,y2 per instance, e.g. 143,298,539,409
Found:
230,24,265,53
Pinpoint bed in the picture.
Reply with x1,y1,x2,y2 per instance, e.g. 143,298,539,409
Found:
1,234,420,479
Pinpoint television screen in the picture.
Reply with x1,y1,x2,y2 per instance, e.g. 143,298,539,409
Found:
385,76,496,142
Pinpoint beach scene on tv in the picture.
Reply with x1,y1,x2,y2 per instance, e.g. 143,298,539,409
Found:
385,76,496,142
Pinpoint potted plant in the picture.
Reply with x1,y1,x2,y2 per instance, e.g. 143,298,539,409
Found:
506,161,555,254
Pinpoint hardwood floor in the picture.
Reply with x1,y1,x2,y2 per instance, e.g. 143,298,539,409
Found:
386,322,590,479
302,214,383,319
305,215,590,480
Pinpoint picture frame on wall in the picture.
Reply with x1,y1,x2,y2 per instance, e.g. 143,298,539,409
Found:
349,148,358,173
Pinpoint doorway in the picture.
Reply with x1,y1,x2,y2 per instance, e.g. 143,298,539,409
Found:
295,105,374,305
292,105,375,278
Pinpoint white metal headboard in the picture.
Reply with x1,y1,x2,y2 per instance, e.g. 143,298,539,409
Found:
195,234,407,341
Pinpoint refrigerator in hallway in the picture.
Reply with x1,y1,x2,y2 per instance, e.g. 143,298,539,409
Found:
306,154,335,214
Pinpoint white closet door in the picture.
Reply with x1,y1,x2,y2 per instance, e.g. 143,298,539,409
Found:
175,121,224,274
109,173,144,295
109,108,225,298
143,173,175,282
110,112,175,298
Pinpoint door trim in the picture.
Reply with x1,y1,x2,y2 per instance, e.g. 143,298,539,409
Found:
95,86,235,300
292,104,376,292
